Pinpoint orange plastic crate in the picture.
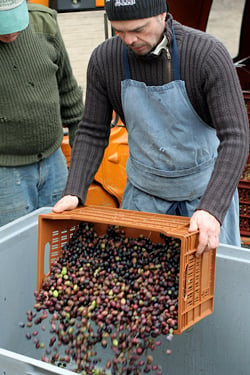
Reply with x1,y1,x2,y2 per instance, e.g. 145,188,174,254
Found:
239,180,250,236
60,135,71,168
37,206,216,334
30,0,49,5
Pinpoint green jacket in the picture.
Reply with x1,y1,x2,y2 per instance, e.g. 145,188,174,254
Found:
0,3,83,166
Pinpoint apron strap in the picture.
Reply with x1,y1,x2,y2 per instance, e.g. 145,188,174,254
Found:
122,27,180,81
123,45,130,80
171,28,180,81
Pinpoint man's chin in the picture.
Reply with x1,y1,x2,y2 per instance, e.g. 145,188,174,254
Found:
129,46,149,56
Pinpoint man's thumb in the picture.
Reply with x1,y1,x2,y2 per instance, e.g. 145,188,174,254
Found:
188,218,198,233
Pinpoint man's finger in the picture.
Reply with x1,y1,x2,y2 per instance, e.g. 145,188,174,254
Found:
52,195,79,213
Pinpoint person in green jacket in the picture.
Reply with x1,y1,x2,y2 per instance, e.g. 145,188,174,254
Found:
0,0,83,226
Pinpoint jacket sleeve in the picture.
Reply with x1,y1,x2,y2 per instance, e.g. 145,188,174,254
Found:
28,3,84,147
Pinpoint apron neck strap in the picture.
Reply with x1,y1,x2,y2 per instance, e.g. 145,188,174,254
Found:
171,28,180,80
123,44,130,80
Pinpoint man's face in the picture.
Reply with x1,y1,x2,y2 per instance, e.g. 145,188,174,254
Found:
111,12,166,56
0,32,21,43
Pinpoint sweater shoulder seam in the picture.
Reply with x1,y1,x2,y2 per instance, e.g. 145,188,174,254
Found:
28,3,58,37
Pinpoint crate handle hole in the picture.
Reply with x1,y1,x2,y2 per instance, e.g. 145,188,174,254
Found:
44,242,50,276
184,264,188,299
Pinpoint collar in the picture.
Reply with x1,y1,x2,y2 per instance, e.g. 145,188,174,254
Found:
151,34,168,56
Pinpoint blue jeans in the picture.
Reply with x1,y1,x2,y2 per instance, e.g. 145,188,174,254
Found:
0,149,68,227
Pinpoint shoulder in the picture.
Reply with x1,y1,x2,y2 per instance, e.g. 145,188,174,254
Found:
91,36,123,62
173,20,232,66
173,20,226,51
28,2,57,18
28,3,58,36
88,36,124,75
87,36,123,81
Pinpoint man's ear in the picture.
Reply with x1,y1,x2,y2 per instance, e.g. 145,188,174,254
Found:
161,12,167,22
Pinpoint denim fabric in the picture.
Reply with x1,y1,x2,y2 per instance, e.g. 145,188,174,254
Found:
122,78,219,201
219,190,241,246
122,182,241,246
0,148,68,226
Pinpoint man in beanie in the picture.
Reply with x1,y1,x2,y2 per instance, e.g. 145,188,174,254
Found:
54,0,249,254
0,0,83,226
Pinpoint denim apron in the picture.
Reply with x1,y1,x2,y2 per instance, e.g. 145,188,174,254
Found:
121,30,240,246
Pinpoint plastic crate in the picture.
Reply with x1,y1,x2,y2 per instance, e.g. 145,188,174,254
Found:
238,180,250,236
37,206,216,335
241,236,250,248
244,91,250,121
243,91,250,165
61,135,71,168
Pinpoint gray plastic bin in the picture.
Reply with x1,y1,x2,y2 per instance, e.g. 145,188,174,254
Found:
0,208,250,375
0,348,74,375
0,208,52,359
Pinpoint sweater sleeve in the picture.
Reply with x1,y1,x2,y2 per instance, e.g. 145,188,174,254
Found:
194,39,249,223
28,3,84,147
63,47,113,203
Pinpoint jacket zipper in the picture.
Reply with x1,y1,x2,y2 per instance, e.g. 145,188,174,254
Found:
165,46,172,82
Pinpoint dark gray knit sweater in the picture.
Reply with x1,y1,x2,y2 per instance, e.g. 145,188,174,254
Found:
65,14,249,224
0,3,83,166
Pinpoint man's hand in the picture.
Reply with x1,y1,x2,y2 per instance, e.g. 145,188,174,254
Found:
189,210,220,256
52,195,79,213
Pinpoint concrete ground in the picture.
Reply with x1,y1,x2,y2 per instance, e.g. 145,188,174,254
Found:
57,0,246,93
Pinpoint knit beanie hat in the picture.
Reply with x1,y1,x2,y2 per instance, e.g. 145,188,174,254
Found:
105,0,168,21
0,0,29,35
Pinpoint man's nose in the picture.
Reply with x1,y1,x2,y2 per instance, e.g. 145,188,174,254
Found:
122,33,137,46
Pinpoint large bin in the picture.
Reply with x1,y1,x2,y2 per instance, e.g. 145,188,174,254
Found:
0,208,51,359
1,208,250,375
0,348,74,375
